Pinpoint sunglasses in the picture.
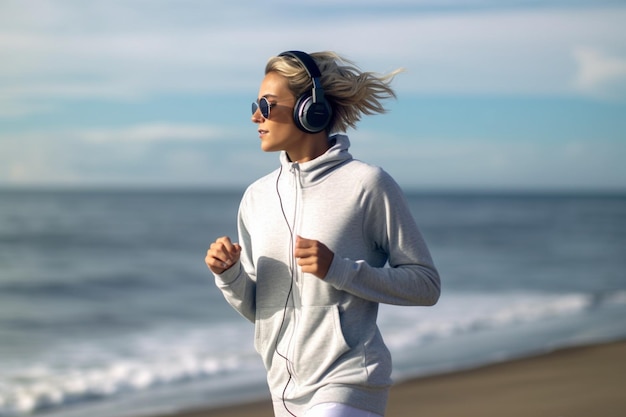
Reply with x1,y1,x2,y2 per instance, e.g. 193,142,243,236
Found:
251,97,276,119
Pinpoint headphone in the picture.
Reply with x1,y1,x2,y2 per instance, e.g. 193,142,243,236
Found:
278,50,333,134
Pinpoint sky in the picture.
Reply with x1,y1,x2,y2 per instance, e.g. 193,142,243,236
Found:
1,0,625,191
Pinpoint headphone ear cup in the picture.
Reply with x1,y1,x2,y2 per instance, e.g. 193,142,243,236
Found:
293,93,332,134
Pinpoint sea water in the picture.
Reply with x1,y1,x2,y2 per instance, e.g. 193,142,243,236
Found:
0,189,625,417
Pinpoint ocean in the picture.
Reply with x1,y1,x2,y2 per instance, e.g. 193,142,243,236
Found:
1,189,625,417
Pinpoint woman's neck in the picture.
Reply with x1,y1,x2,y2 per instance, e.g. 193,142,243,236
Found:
287,132,330,163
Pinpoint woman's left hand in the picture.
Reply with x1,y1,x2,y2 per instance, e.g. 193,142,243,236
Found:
294,236,334,279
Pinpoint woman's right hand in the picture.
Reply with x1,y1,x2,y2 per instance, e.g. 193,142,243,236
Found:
205,236,241,274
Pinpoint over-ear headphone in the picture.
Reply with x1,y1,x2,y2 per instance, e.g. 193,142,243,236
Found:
278,50,333,134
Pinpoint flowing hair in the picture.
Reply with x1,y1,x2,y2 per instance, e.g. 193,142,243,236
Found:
265,51,403,133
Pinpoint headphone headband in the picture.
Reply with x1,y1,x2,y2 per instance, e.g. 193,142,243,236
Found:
279,50,325,103
277,50,332,133
279,50,321,79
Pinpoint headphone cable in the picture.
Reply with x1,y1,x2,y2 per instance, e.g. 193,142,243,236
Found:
275,164,298,417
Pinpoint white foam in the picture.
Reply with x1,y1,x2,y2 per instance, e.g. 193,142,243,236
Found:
0,325,262,417
378,291,593,350
607,290,626,305
0,290,619,417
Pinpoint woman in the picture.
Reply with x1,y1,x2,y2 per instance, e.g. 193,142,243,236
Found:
205,51,440,417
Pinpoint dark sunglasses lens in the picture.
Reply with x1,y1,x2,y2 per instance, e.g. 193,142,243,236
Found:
252,97,271,118
259,98,270,118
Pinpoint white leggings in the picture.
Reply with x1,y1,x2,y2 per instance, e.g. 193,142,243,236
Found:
304,403,384,417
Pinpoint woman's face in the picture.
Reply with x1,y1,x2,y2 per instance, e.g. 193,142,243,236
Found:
252,72,306,158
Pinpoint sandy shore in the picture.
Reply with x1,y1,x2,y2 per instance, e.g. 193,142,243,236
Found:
159,340,626,417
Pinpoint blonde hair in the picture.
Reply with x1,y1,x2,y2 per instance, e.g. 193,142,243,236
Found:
265,51,402,133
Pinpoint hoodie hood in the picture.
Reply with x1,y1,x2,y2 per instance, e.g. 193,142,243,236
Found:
279,134,353,188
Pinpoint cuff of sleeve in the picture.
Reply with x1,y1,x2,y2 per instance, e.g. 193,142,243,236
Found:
324,256,361,290
214,261,242,286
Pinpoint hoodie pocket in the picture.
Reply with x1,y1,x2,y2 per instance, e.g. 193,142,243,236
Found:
291,305,351,386
254,305,356,395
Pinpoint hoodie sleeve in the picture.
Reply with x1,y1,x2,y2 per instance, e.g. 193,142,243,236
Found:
324,168,441,306
213,196,257,323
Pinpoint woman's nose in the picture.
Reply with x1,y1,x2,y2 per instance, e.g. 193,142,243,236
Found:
251,108,263,123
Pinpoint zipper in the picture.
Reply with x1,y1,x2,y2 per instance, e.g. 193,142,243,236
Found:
285,161,302,391
290,162,302,288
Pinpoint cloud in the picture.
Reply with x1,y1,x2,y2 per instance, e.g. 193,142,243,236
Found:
1,2,625,113
354,130,626,191
79,124,231,143
1,2,624,190
573,47,626,98
2,121,624,190
0,123,254,186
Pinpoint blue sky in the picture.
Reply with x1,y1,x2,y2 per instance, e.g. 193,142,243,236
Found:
1,0,625,191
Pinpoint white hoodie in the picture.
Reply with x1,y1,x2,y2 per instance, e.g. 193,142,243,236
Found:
214,134,440,416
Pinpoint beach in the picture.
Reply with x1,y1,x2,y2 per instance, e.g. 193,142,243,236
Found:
160,340,626,417
2,190,625,417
